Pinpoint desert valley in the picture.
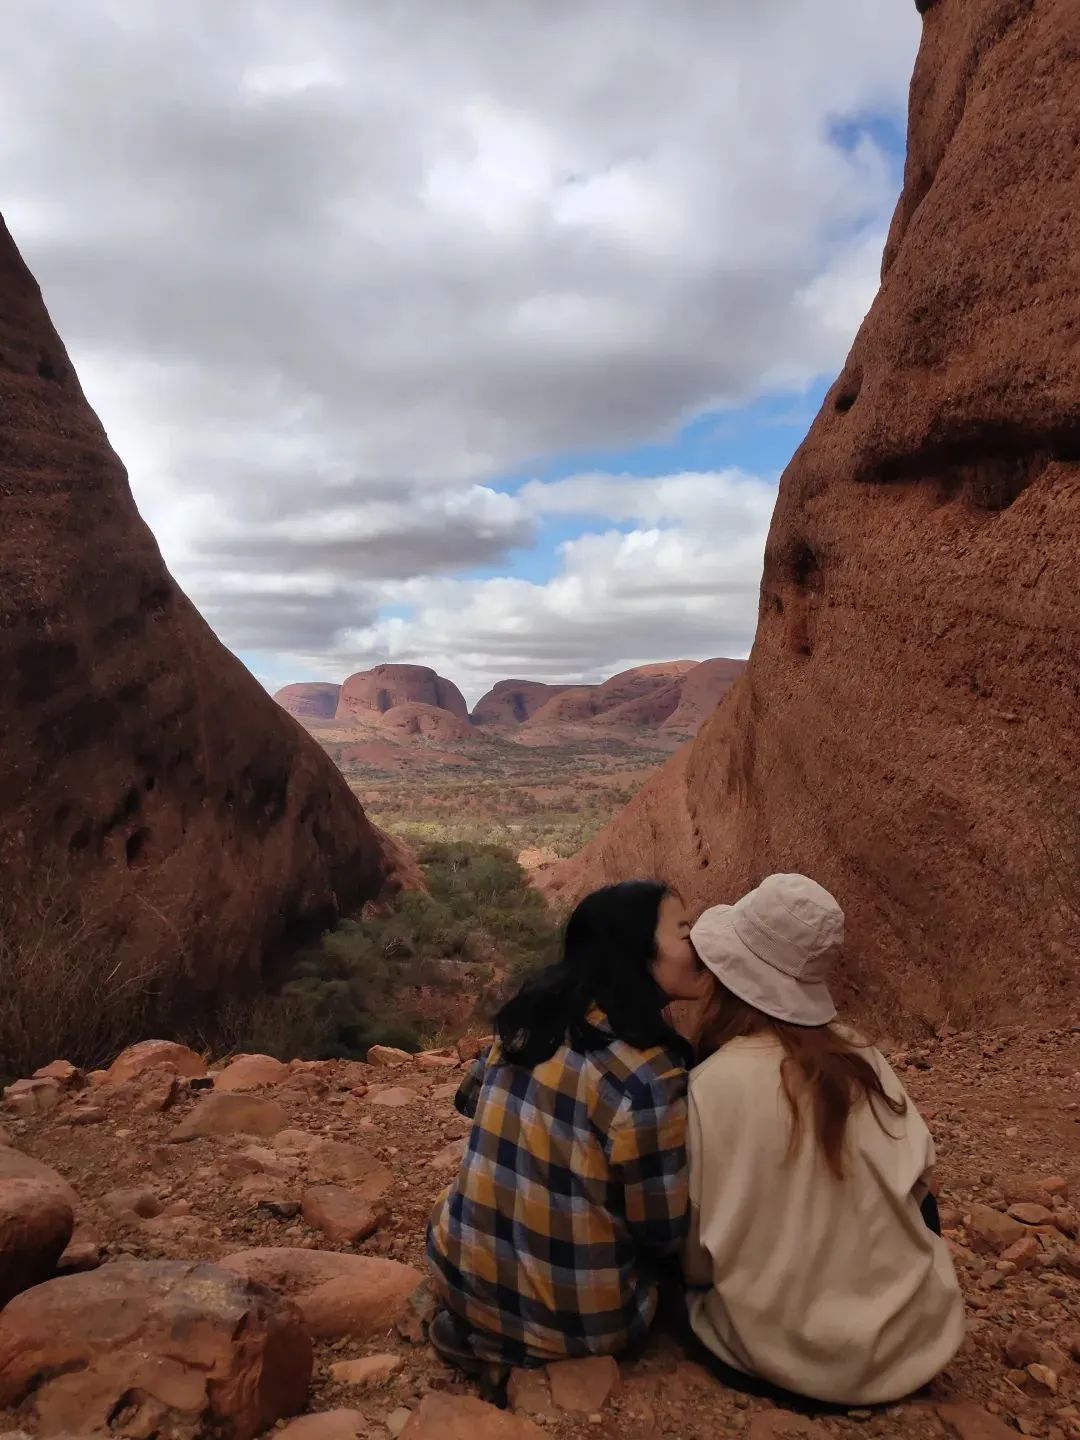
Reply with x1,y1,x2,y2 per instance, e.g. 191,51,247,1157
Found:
1,2,1079,1439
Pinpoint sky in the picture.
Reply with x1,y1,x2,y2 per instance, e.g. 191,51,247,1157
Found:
0,1,921,707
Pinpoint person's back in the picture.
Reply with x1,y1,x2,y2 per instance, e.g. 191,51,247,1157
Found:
428,1020,687,1362
425,880,708,1370
685,1032,964,1403
683,874,964,1406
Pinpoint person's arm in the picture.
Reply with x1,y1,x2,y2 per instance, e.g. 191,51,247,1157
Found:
608,1068,689,1259
681,1088,714,1288
454,1046,491,1119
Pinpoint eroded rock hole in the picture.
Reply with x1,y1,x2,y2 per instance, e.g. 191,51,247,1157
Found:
125,828,150,867
69,821,93,852
36,351,59,381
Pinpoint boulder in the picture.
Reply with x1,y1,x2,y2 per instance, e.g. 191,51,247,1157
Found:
106,1040,206,1085
170,1092,288,1141
0,1179,74,1307
0,1148,77,1211
219,1247,421,1340
301,1185,385,1244
0,1259,312,1439
400,1394,546,1439
214,1054,291,1092
101,1187,161,1221
549,0,1080,1025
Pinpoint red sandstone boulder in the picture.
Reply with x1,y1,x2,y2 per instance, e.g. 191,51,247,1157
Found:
0,1259,312,1439
107,1039,206,1084
219,1248,421,1340
0,220,410,1000
214,1054,290,1091
551,0,1080,1023
274,682,342,720
0,1178,74,1307
301,1185,385,1244
170,1092,288,1140
336,665,468,722
0,1148,77,1212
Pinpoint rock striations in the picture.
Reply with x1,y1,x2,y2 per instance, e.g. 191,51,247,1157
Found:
0,216,412,995
552,0,1080,1022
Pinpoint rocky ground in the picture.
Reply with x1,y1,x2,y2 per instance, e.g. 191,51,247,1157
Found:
1,1024,1079,1439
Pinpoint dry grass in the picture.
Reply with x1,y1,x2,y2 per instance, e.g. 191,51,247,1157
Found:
0,878,166,1079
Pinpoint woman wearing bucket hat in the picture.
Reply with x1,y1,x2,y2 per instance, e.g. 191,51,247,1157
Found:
682,874,964,1406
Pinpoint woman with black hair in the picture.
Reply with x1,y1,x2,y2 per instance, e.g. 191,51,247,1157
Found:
426,880,707,1377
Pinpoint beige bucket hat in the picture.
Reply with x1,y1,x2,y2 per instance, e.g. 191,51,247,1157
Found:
690,873,844,1026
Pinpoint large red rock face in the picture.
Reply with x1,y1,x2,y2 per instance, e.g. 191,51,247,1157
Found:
552,0,1080,1025
661,658,746,733
0,217,411,994
470,680,571,726
336,665,468,722
274,683,342,721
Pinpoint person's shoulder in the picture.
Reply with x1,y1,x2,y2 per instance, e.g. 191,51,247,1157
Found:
599,1036,688,1109
689,1036,780,1092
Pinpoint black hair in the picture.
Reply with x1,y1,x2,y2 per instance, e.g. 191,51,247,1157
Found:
495,880,691,1068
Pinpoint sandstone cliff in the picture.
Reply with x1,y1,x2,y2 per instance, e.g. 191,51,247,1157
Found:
552,0,1080,1024
470,680,571,727
0,217,412,995
336,665,468,723
274,684,342,721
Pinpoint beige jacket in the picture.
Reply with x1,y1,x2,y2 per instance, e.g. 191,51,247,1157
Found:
684,1035,964,1404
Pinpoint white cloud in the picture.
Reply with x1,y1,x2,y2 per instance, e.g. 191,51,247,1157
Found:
0,1,920,686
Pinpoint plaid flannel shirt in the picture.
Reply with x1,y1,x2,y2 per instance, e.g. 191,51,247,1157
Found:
427,1011,689,1363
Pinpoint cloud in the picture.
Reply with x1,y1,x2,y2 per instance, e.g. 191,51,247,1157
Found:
284,471,775,703
0,1,920,686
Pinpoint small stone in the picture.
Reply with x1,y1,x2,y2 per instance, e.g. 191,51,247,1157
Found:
214,1055,291,1092
508,1369,553,1417
368,1087,416,1109
329,1353,403,1386
276,1411,368,1440
106,1040,206,1084
399,1393,546,1438
32,1061,84,1089
546,1356,619,1414
938,1402,1020,1440
1009,1202,1056,1226
0,1179,74,1307
1028,1363,1060,1395
428,1140,467,1173
302,1186,385,1245
69,1106,106,1126
387,1407,413,1437
366,1046,413,1068
968,1204,1027,1255
1000,1237,1041,1271
102,1187,161,1221
3,1078,62,1118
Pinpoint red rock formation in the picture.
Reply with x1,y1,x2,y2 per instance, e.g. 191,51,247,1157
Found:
0,215,413,996
274,683,342,721
379,703,474,743
471,680,571,726
337,664,468,722
522,686,602,728
552,0,1080,1024
660,658,746,733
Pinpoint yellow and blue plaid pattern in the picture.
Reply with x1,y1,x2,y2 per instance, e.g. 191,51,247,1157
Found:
427,1013,689,1363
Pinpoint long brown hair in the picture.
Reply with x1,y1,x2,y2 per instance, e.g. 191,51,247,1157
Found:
695,981,905,1179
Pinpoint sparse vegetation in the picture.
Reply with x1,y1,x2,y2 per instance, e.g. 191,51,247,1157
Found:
0,878,165,1080
202,841,561,1062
